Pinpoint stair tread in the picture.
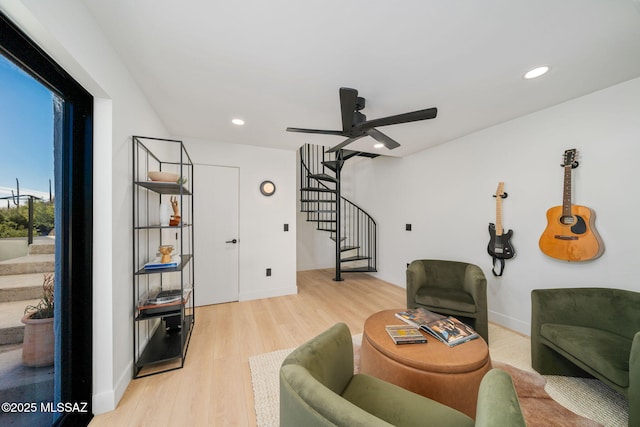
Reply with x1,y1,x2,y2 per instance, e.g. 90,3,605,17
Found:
0,254,55,276
308,219,337,223
0,254,54,265
0,273,48,290
28,238,55,255
301,209,336,213
341,255,372,262
300,187,336,193
322,160,341,172
309,173,337,183
0,299,40,329
342,267,378,272
340,245,360,252
301,199,337,203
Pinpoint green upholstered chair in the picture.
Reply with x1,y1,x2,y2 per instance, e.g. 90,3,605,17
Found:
280,322,525,427
406,260,489,343
531,288,640,427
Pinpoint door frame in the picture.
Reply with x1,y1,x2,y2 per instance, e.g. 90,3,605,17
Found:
1,12,93,426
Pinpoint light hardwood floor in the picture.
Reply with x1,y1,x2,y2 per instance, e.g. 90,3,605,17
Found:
89,269,406,427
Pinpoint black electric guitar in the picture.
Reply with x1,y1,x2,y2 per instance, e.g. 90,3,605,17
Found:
488,182,515,275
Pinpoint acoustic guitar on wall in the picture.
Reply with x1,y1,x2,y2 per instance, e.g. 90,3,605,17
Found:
538,149,604,262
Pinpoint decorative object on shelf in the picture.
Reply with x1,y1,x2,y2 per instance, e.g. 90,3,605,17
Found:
170,196,181,226
148,170,180,182
159,245,174,263
487,182,515,276
159,202,171,226
260,180,276,196
21,273,55,367
539,148,604,261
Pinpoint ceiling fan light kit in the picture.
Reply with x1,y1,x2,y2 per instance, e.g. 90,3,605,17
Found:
286,87,438,152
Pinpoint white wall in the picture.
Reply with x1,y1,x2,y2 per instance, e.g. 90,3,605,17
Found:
1,0,169,413
343,76,640,335
296,154,336,271
184,139,297,301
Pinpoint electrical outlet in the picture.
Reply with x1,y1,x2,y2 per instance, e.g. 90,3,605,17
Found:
284,224,289,232
266,268,272,277
406,224,412,231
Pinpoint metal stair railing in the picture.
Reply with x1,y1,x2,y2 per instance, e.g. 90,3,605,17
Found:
299,144,377,279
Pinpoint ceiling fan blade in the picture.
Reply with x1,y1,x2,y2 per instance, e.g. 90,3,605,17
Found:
360,107,438,130
325,135,365,153
365,128,400,150
339,87,358,133
286,127,344,135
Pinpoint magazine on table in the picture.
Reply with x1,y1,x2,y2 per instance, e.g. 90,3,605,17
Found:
385,325,428,345
395,307,479,347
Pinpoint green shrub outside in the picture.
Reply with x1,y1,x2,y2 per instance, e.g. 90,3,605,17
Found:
0,200,54,238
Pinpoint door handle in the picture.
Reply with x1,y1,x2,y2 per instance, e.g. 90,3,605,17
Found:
225,239,238,244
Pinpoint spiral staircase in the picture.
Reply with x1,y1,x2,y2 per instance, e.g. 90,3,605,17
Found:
299,144,378,281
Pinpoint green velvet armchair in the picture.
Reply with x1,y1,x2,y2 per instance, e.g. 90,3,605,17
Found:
406,260,489,342
280,322,525,427
531,288,640,427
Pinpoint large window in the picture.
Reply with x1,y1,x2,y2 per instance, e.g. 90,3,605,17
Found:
1,12,93,427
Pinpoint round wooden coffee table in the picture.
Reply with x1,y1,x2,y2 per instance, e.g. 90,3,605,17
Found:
359,309,492,419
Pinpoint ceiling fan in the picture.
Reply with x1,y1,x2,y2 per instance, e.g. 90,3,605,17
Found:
286,87,437,152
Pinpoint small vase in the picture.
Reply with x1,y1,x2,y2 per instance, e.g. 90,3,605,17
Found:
159,203,171,226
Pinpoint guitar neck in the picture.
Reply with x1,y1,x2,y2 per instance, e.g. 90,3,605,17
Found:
562,164,572,216
495,195,504,236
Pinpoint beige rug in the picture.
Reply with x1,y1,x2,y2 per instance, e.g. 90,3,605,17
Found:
250,325,628,427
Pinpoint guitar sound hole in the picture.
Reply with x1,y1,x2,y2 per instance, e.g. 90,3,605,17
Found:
560,215,575,225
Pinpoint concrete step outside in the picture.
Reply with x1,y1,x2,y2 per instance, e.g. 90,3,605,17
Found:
0,273,48,303
0,254,54,276
28,239,55,255
0,298,40,345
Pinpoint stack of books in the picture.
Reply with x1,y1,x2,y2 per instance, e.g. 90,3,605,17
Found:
395,307,479,347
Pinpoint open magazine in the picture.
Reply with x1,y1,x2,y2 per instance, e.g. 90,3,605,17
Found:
395,307,479,347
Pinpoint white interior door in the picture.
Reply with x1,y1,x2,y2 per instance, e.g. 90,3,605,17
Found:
194,164,239,306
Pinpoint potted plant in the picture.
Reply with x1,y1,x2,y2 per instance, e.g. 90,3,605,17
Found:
21,273,55,367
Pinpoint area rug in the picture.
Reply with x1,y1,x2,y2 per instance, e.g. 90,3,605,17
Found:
249,334,628,427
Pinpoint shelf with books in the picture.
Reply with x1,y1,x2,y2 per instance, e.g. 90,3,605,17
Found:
134,254,193,275
132,136,195,379
136,288,193,320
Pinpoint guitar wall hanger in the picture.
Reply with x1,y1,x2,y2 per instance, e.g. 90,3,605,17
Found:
562,160,579,168
493,193,508,199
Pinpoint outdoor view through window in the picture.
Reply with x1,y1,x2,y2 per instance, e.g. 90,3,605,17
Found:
1,52,58,426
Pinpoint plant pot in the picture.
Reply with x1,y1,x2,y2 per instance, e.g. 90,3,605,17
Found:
21,314,54,367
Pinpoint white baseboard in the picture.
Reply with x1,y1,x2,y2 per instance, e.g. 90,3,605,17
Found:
489,310,530,336
92,361,131,415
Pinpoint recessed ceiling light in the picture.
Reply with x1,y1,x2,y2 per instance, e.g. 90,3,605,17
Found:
373,143,385,149
524,66,550,79
231,118,245,126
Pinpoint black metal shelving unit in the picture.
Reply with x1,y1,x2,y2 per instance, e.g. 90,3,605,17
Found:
132,136,195,378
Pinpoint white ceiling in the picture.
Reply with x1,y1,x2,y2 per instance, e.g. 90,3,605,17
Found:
84,0,640,157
